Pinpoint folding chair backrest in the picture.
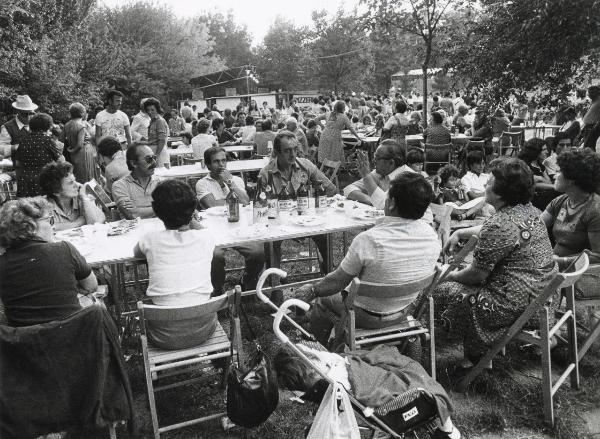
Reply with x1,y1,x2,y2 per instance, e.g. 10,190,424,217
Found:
500,131,523,147
350,271,438,300
558,252,590,289
424,143,453,164
137,295,229,323
319,159,341,190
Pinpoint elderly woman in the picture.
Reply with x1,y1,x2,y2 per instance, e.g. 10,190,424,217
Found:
15,113,63,197
316,100,362,164
383,100,411,150
64,102,99,183
39,161,105,231
0,197,98,326
541,149,600,265
434,159,557,366
423,111,451,145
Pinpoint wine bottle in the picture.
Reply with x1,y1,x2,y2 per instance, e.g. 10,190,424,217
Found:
225,182,240,222
314,179,327,214
266,170,278,220
278,181,293,214
297,181,309,215
253,180,268,224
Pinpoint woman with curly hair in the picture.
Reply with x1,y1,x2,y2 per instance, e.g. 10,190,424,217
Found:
541,149,600,265
518,138,557,210
433,159,557,367
0,197,98,326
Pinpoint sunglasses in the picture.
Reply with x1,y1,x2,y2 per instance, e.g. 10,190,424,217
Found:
144,155,158,164
40,215,55,226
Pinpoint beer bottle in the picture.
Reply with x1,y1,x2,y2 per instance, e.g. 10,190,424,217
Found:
266,170,278,220
314,179,327,214
225,182,240,222
297,181,309,215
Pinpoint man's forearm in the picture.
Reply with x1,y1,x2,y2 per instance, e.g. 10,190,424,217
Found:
346,190,373,205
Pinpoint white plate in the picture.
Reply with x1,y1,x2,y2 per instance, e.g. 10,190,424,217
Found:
288,216,326,227
351,209,384,220
204,206,228,216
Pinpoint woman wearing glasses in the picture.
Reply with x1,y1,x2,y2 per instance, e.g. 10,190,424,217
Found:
38,161,105,231
0,197,99,326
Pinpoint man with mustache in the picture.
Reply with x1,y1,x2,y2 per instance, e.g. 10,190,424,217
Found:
112,144,159,219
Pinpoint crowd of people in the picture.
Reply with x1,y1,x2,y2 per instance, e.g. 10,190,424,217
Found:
0,84,599,437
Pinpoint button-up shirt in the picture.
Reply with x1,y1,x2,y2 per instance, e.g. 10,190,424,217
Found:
461,171,489,194
258,157,337,196
195,174,246,202
104,151,129,196
340,215,440,313
112,173,159,219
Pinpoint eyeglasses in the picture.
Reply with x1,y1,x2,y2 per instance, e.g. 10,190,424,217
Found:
40,215,55,226
144,155,157,164
19,112,35,117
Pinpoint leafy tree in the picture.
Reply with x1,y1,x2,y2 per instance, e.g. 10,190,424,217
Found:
255,16,311,91
446,0,600,105
309,9,373,94
198,11,254,69
363,0,470,126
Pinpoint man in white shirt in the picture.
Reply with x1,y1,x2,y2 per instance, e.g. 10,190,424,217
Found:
298,172,441,346
191,118,218,160
130,98,151,142
95,90,132,148
0,95,38,158
196,147,265,293
460,151,488,200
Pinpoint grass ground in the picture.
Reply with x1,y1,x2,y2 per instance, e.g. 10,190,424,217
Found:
109,228,600,439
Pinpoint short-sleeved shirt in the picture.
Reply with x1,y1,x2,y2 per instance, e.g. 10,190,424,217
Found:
112,173,159,219
216,129,235,145
94,110,130,143
45,195,83,226
258,157,337,196
191,133,217,160
195,174,246,202
423,125,451,145
339,216,440,313
0,240,91,326
544,193,600,256
461,171,489,194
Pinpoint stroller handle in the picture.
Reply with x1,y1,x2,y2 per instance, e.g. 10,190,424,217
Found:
256,268,287,303
273,299,310,343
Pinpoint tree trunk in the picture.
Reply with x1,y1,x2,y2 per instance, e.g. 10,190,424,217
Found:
422,38,433,129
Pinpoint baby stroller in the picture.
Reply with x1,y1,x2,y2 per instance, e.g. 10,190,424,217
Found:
255,266,468,439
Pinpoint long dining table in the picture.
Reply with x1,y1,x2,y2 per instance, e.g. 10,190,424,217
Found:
154,157,270,180
167,144,255,165
55,201,379,306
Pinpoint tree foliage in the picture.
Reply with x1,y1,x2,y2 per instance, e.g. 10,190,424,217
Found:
309,9,373,94
446,0,600,104
198,11,254,69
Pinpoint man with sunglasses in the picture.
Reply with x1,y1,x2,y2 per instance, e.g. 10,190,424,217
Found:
112,144,159,219
0,95,38,159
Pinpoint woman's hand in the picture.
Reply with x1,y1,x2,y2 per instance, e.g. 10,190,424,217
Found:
444,230,462,255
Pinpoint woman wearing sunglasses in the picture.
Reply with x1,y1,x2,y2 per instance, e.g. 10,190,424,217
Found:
0,197,99,326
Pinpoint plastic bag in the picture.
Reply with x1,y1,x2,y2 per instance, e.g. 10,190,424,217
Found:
307,382,360,439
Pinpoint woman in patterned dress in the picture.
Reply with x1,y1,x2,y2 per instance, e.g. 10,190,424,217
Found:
433,158,557,365
315,100,362,164
383,100,411,152
15,113,63,197
64,102,100,183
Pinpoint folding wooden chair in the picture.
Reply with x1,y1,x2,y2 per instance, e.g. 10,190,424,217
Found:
336,270,441,379
319,159,341,193
573,263,600,363
497,131,524,157
456,252,590,426
138,288,243,439
423,143,453,175
85,179,120,221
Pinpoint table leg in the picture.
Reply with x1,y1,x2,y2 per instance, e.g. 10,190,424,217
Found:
326,233,334,274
